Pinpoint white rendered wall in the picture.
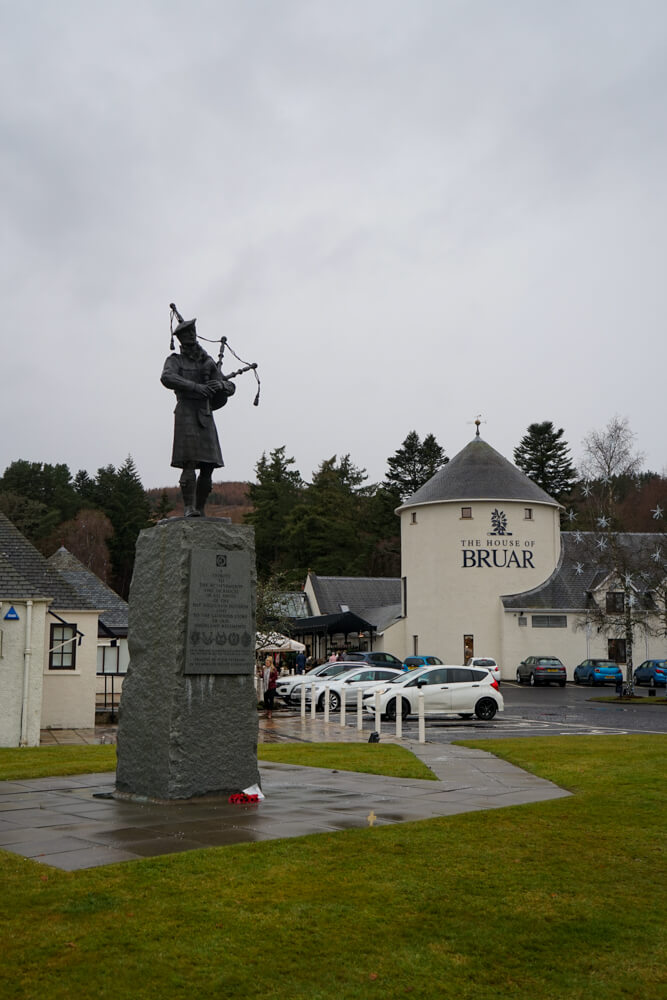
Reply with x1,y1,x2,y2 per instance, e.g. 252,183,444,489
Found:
0,599,49,747
41,610,100,730
399,499,561,674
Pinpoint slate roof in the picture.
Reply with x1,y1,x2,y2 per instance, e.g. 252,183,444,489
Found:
398,436,559,510
0,512,97,610
48,547,128,635
308,574,402,631
502,532,665,611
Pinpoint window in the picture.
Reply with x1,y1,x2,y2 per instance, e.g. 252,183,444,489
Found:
447,668,475,683
608,639,626,663
49,623,77,670
461,507,472,519
532,615,567,628
524,508,533,520
606,592,625,613
410,511,417,525
463,635,474,662
518,616,527,627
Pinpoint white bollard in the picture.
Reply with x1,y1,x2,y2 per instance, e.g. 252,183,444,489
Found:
324,685,330,723
300,682,306,720
340,688,346,727
395,697,402,739
418,693,425,743
311,683,317,719
357,688,364,731
374,690,382,734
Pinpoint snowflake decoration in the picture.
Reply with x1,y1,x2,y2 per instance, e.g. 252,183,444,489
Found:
601,474,612,485
628,594,636,608
582,483,592,497
653,548,664,563
651,504,664,520
596,536,608,551
575,562,584,575
624,572,633,588
566,508,577,522
596,515,610,529
574,530,584,544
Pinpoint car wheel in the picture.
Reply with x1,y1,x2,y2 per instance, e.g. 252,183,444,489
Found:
329,691,341,712
634,675,640,686
574,674,580,685
649,677,656,689
317,694,325,712
516,669,523,684
529,673,537,687
588,675,595,686
558,680,566,687
475,698,497,721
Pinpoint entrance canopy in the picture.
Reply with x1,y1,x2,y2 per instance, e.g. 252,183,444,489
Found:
256,632,306,653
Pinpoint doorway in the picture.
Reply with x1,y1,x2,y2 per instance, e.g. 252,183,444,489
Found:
463,635,474,664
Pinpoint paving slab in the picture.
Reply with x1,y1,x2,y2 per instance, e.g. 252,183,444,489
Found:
0,714,571,871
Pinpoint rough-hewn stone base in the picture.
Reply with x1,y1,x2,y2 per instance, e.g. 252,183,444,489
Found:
115,520,260,800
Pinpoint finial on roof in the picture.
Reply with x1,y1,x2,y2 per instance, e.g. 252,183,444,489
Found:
468,414,486,438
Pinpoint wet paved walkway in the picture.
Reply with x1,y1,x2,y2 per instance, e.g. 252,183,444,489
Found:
0,716,569,871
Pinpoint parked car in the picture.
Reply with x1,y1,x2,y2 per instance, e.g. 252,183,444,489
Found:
276,660,356,704
573,659,623,686
363,665,504,721
402,655,444,671
633,659,667,688
342,651,404,667
516,656,567,687
466,656,501,684
304,666,402,711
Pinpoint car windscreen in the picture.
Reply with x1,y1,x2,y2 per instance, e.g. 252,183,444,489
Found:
388,667,428,684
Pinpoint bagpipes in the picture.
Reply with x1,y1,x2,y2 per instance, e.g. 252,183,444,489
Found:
169,302,261,409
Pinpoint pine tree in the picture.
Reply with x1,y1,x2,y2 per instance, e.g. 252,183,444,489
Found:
385,431,448,501
283,455,368,576
513,421,576,502
245,446,304,578
102,457,151,597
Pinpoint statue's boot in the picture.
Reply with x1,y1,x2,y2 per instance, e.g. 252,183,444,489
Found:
195,474,212,516
180,472,200,518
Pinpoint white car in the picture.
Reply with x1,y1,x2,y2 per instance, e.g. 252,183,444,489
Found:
275,661,353,703
304,666,403,712
362,664,504,721
466,657,501,683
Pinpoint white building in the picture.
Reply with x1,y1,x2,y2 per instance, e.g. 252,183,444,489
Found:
295,432,665,678
0,514,101,745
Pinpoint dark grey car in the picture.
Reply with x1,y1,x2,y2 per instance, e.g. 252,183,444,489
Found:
516,656,567,687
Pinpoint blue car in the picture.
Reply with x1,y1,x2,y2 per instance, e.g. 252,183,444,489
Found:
633,660,667,687
573,659,623,686
401,655,444,671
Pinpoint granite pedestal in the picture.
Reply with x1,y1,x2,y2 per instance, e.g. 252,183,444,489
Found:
115,519,260,800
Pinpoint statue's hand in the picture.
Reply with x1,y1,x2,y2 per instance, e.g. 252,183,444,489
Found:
191,382,214,398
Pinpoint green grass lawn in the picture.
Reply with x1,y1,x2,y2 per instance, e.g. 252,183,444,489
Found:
1,735,665,1000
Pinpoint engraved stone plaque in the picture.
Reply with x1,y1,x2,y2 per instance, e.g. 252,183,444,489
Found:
184,548,253,675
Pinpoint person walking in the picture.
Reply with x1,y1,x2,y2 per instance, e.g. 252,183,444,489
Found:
295,650,306,675
263,655,279,719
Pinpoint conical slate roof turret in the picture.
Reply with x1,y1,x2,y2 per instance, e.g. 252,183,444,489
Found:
397,436,560,510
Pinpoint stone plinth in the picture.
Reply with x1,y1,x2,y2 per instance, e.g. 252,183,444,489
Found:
115,520,260,800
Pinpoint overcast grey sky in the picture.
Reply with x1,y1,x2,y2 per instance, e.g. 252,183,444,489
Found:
2,0,666,490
